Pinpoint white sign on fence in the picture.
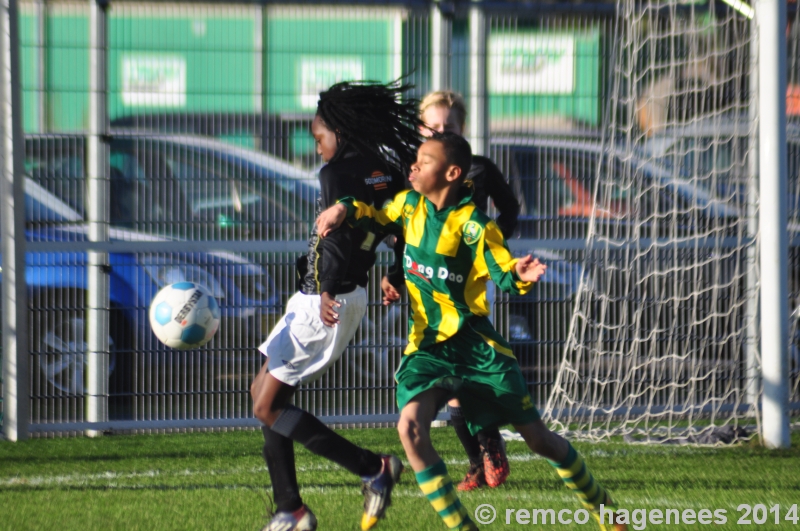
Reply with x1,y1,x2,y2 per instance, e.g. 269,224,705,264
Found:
488,33,575,95
299,56,364,110
121,54,187,107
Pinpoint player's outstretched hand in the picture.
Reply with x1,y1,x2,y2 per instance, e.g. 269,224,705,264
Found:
515,255,547,283
320,292,341,327
380,275,403,306
317,203,348,238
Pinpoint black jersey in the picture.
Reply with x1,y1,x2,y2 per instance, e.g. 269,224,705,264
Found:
466,155,520,238
299,150,404,297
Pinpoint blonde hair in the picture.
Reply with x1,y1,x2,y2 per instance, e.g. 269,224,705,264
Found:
419,90,467,130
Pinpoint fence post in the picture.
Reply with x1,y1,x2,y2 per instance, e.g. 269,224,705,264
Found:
468,0,496,324
468,0,487,158
86,0,110,437
757,0,790,448
430,0,452,91
1,0,29,441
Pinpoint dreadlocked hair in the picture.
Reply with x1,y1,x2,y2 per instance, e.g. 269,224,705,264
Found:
316,79,423,178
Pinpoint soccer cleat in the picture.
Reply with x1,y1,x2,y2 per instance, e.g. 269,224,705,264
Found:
481,437,509,488
360,455,404,530
593,497,628,531
456,461,486,492
263,504,318,531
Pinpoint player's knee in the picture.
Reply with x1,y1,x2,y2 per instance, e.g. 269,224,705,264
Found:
397,413,425,447
253,399,276,426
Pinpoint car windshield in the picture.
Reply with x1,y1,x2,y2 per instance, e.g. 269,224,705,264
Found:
24,136,315,241
162,143,313,241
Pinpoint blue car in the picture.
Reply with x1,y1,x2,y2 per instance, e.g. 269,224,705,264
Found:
16,174,280,419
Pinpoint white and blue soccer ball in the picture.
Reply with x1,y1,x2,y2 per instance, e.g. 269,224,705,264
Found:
148,282,221,349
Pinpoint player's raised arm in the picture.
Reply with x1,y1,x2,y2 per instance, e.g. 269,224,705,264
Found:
514,254,547,283
482,220,541,295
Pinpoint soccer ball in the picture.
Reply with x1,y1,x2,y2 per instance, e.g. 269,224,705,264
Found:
148,282,221,349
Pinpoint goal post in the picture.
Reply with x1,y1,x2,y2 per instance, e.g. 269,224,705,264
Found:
542,0,791,445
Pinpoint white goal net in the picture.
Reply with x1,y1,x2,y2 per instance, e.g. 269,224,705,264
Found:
543,0,761,443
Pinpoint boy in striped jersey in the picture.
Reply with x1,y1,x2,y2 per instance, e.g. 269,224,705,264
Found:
317,132,627,531
417,89,519,492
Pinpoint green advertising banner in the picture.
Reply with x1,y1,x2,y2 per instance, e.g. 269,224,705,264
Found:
107,4,259,121
20,2,259,133
19,3,601,137
265,6,404,115
488,29,601,127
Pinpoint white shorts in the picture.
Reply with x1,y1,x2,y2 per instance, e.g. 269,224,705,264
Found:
258,287,367,386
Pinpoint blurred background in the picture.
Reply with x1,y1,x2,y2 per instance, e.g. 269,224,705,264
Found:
2,0,798,440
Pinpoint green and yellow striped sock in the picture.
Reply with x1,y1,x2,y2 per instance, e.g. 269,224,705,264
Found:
547,444,609,511
415,460,475,530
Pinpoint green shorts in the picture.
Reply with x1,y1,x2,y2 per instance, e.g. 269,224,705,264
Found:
395,317,540,435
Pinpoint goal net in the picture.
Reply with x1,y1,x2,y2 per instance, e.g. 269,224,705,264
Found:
543,0,761,443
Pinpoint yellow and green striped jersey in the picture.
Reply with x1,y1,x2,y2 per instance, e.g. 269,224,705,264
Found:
340,188,533,355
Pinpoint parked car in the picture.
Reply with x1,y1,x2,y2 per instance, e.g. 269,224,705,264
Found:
110,112,315,164
634,117,800,381
25,134,319,243
24,134,409,387
15,174,281,419
492,136,745,394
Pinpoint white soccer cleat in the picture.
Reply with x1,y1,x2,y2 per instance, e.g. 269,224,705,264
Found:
263,504,317,531
360,455,404,530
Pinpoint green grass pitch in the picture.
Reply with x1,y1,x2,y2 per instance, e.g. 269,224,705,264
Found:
2,427,800,530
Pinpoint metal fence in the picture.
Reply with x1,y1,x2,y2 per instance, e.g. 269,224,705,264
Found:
1,0,797,438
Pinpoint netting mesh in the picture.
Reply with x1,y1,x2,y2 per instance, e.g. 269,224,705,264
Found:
543,0,761,443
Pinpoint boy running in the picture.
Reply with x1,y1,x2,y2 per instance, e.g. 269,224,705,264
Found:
417,89,519,491
317,132,627,531
250,80,421,531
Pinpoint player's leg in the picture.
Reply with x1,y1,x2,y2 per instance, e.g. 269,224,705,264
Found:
447,397,485,491
253,289,399,530
450,398,508,491
476,425,508,488
514,421,627,531
251,362,314,530
398,388,476,530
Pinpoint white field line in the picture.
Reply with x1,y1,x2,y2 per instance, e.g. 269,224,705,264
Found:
0,444,706,489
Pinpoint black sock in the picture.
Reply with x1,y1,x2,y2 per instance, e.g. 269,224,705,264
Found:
271,405,382,477
261,425,303,513
450,407,482,465
477,426,503,450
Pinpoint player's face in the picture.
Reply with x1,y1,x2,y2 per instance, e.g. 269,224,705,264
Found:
312,114,339,162
409,140,450,196
420,105,463,137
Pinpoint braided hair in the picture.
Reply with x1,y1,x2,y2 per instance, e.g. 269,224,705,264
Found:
316,79,423,178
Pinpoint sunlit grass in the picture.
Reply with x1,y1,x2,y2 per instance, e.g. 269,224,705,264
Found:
1,428,799,530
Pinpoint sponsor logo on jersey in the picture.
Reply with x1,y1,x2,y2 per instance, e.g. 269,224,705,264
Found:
405,255,465,284
365,171,391,190
521,394,534,410
463,220,483,245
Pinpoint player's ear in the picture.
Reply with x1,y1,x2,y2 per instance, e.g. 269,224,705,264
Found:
445,164,462,183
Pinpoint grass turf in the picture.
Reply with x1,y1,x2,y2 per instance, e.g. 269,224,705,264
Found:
1,428,800,530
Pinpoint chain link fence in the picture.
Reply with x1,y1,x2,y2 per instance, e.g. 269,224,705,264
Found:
2,0,797,438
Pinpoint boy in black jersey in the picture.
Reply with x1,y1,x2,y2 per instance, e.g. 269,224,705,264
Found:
318,132,627,531
382,90,520,492
250,80,421,531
